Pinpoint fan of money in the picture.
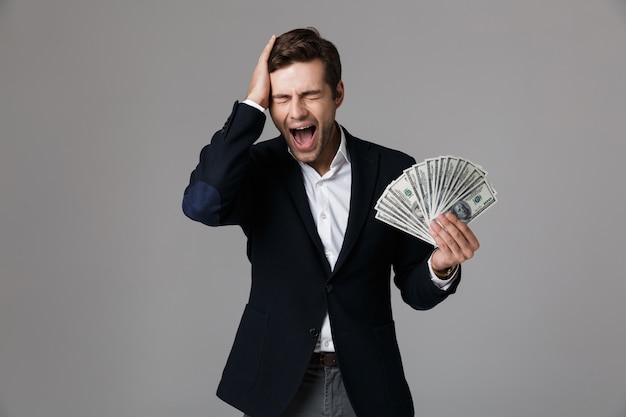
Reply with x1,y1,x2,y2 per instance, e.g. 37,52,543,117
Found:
375,156,497,246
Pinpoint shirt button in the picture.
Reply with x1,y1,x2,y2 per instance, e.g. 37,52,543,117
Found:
309,328,319,337
325,251,332,259
324,341,330,348
320,212,327,220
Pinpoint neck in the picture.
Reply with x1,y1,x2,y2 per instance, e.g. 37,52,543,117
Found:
309,123,341,176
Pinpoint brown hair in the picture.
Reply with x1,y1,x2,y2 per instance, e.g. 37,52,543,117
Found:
268,27,342,98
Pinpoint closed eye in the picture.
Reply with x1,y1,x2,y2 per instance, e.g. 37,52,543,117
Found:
272,95,291,104
302,90,322,100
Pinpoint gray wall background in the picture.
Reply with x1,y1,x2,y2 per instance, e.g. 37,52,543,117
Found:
1,0,625,416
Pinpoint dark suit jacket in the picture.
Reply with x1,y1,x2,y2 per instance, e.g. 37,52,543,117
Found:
182,102,460,417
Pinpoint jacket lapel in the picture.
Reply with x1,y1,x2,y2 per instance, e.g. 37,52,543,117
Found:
331,131,380,276
276,145,331,274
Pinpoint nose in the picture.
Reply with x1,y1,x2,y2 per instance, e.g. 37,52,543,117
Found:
289,98,307,120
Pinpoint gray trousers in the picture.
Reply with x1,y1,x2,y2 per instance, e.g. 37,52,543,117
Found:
244,364,357,417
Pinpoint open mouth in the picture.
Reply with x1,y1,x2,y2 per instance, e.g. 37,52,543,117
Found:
290,125,316,149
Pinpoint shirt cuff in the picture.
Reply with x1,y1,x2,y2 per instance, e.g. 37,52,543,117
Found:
242,99,266,113
428,253,459,291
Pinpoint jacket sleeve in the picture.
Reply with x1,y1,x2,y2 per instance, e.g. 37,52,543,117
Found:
392,231,462,310
182,102,266,226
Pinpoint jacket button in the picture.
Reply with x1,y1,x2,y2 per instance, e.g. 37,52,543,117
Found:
309,328,319,337
325,284,334,293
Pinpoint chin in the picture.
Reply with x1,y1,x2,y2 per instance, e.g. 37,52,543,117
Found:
293,153,316,165
288,145,316,161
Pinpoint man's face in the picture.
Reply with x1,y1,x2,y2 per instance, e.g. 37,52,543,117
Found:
269,59,344,175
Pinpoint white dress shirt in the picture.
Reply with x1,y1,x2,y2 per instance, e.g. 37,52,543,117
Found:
297,131,351,353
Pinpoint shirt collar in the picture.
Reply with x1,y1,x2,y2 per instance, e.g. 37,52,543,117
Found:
331,126,351,168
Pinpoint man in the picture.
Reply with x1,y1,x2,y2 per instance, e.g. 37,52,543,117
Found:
183,28,479,417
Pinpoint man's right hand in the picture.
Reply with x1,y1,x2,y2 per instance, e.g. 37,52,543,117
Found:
245,35,276,110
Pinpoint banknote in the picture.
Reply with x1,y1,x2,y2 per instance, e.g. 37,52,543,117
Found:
375,156,497,246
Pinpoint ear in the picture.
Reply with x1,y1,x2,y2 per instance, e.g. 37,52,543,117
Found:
334,80,345,108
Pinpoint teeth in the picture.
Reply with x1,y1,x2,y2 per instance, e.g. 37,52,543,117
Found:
295,126,312,130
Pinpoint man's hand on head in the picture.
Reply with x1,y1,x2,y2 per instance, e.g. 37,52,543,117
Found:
246,35,276,110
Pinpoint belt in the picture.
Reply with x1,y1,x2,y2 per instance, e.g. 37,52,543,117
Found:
311,352,338,367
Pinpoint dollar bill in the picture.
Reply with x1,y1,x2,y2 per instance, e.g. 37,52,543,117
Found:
445,178,497,224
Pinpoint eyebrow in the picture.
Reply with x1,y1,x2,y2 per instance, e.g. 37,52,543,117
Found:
300,89,323,97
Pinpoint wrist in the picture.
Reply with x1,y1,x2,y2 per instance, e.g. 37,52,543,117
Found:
243,98,266,112
245,92,269,110
429,249,457,279
433,265,456,279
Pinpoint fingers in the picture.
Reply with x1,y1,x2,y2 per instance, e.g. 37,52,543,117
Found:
246,35,276,109
429,212,480,268
258,35,276,64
